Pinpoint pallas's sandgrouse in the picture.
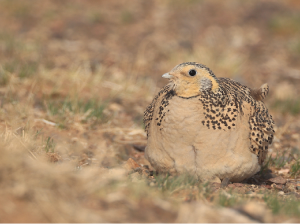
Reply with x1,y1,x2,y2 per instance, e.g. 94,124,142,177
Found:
144,62,275,182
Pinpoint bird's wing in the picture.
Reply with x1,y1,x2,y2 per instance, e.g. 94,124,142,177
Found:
144,83,174,137
249,100,275,164
218,77,275,164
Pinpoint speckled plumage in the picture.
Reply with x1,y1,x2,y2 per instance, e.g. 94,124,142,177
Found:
144,62,275,182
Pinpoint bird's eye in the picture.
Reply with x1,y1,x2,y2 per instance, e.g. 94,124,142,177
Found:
189,69,197,76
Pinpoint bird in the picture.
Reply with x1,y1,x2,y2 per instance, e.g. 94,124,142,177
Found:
143,62,275,183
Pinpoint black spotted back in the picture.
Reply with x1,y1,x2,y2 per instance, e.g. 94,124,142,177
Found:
199,77,274,164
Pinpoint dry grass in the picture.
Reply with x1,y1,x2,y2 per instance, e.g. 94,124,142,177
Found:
0,0,300,222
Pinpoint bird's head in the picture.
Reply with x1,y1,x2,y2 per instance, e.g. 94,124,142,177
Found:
163,62,220,98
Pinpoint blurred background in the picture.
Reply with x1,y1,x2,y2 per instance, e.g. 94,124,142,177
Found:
0,0,300,222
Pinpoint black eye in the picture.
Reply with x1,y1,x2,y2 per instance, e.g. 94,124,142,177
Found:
189,69,197,76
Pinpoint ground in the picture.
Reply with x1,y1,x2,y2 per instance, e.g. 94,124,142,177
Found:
0,0,300,222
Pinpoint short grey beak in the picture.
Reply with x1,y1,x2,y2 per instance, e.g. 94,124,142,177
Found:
162,73,173,79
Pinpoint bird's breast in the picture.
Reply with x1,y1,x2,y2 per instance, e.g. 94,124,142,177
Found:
156,96,205,143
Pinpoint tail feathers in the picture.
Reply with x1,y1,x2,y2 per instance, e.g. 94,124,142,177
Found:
250,83,269,101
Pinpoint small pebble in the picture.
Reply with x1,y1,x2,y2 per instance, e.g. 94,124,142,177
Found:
268,176,287,185
150,182,156,187
221,178,230,188
278,191,285,196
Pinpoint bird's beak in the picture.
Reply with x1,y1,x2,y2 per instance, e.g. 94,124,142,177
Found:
162,73,173,79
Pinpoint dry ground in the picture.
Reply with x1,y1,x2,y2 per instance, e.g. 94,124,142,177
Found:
0,0,300,222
